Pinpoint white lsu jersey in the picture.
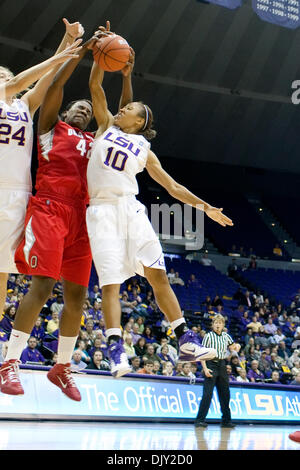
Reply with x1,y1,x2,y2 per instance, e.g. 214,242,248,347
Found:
0,99,33,191
87,126,150,201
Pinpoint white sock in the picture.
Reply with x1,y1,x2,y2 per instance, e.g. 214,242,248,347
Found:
57,336,78,365
170,318,186,331
106,328,122,339
6,329,30,361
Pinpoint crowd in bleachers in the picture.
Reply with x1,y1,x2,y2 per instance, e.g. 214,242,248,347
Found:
0,254,300,386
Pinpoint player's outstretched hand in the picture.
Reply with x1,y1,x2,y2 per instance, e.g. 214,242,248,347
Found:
85,20,114,50
121,48,135,77
53,39,83,63
205,206,233,227
63,18,85,39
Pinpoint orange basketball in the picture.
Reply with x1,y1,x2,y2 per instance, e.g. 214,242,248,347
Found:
93,34,131,72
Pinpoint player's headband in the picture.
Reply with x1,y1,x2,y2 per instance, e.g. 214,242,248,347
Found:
142,105,149,131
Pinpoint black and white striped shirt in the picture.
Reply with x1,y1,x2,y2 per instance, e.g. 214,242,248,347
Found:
202,331,234,359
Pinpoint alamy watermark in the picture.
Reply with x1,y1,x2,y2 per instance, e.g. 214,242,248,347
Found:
92,202,205,251
291,80,300,104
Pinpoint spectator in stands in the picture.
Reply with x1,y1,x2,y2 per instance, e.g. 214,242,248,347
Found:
0,305,16,337
252,290,264,305
127,277,141,294
239,246,247,258
229,355,242,377
247,360,265,382
291,360,300,377
130,356,141,373
134,337,147,357
129,287,142,305
89,284,101,302
75,339,91,363
45,351,58,367
248,256,257,269
178,362,196,380
84,319,98,347
124,334,136,360
122,322,133,342
291,325,300,350
70,350,88,371
264,317,278,337
269,370,281,384
278,310,289,327
46,311,59,334
157,345,175,366
175,362,183,376
289,310,300,325
258,351,272,376
170,272,185,286
167,268,176,282
156,337,178,363
188,274,201,288
50,295,64,316
226,365,236,382
273,244,283,257
87,337,105,361
142,326,157,344
244,327,254,345
247,314,263,334
88,300,102,328
138,360,155,375
239,310,250,332
135,316,145,335
153,360,161,375
200,253,213,266
290,371,300,386
245,345,257,363
142,343,161,364
240,290,254,309
269,352,282,372
20,337,45,364
236,368,249,383
30,316,45,344
270,328,286,345
86,350,110,371
277,340,289,361
212,294,224,308
228,259,238,278
120,291,136,317
130,323,141,345
244,337,255,355
162,361,175,377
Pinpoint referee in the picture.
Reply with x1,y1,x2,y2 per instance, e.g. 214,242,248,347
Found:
195,314,240,428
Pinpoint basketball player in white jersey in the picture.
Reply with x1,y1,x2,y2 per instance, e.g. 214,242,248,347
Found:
85,28,234,378
0,19,84,316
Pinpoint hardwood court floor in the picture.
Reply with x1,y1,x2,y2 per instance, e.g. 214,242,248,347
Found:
0,420,299,450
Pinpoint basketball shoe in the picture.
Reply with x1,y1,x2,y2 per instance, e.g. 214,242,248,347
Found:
47,363,81,401
178,330,217,362
108,339,132,378
0,359,24,395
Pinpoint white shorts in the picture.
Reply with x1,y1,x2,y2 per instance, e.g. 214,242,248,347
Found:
86,197,165,287
0,189,30,273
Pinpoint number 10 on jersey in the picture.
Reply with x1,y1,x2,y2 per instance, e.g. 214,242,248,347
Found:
104,147,128,172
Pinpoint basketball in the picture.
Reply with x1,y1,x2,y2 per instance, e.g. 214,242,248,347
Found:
93,34,131,72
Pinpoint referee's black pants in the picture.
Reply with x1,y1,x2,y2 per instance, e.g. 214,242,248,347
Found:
196,359,232,423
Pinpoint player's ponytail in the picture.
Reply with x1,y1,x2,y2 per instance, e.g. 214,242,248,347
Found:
137,102,157,141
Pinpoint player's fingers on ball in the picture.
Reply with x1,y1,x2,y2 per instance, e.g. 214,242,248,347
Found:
106,20,110,30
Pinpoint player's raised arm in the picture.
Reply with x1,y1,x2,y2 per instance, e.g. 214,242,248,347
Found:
22,18,85,118
89,23,115,136
146,150,233,228
118,48,135,110
0,41,82,104
38,36,98,136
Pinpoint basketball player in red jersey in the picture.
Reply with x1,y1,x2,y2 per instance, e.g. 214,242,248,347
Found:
0,18,85,317
0,28,135,401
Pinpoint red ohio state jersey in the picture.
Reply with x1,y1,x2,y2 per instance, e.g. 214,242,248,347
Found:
36,120,94,205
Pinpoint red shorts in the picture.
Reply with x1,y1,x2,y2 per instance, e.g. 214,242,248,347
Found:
15,195,92,287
